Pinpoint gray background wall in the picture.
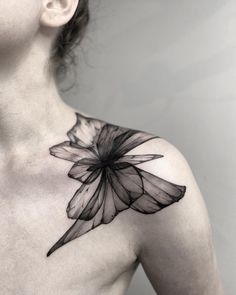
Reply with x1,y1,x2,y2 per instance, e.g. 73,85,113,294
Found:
59,1,236,294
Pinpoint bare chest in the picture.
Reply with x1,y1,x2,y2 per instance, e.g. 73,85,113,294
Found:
0,173,138,295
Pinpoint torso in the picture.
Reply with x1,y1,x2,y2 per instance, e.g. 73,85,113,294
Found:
0,150,139,295
0,110,182,295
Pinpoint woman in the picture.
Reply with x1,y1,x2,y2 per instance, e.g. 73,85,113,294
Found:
0,1,224,294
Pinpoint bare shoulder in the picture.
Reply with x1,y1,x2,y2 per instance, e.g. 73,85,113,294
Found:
133,135,209,227
133,135,212,244
130,139,224,294
47,111,186,252
47,110,223,293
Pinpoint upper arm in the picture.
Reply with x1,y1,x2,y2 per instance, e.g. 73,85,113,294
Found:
134,139,224,295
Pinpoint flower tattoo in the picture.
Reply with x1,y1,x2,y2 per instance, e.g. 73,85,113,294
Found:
47,112,186,256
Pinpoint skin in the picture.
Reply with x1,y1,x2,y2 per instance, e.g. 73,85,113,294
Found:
0,1,224,294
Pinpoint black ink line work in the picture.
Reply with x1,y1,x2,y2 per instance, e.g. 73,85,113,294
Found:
47,112,186,256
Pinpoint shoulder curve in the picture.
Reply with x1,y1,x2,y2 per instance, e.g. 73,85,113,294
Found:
64,110,163,153
68,110,190,214
47,110,191,256
132,138,211,258
133,140,221,295
70,110,187,155
64,110,190,203
69,112,213,258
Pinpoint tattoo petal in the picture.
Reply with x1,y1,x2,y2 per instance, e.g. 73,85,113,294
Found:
68,158,101,183
47,112,186,256
116,154,163,166
130,168,186,213
111,131,158,157
50,141,97,163
66,171,102,220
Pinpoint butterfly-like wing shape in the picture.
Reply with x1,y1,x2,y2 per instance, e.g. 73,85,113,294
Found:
96,124,159,159
116,154,163,165
66,154,166,222
111,130,159,157
47,170,129,257
67,112,105,148
49,141,97,163
47,157,185,257
47,113,186,256
68,158,101,184
130,167,186,213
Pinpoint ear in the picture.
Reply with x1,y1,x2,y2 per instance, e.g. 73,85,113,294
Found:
40,0,79,28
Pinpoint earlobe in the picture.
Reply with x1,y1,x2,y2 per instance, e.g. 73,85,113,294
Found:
40,0,79,28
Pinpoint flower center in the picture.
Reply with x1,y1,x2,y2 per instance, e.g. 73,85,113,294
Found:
99,158,115,169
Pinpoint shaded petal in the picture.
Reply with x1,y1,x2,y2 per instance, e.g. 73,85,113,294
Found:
106,168,132,205
66,172,103,220
102,181,129,223
130,167,186,213
47,177,129,257
112,131,159,157
108,165,144,203
68,158,101,184
67,112,104,148
131,194,165,213
47,218,97,257
47,163,186,257
46,203,109,257
116,154,163,166
50,141,97,162
78,172,107,221
96,124,127,159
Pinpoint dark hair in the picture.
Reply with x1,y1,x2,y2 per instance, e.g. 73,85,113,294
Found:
50,0,90,76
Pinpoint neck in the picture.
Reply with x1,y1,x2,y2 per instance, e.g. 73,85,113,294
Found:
0,43,72,153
